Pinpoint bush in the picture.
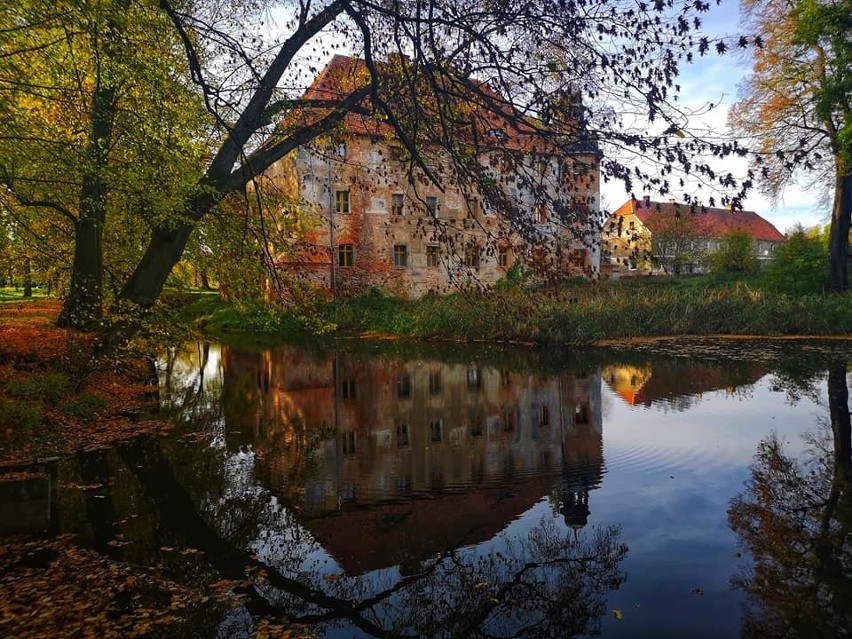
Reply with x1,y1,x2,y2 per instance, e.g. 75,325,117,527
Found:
706,230,759,275
762,230,827,295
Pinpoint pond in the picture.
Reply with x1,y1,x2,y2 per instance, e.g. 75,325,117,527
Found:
14,339,852,638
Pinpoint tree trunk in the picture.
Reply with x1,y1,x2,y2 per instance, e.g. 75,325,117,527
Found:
118,221,196,308
827,169,851,293
22,258,32,298
200,269,212,290
58,84,116,329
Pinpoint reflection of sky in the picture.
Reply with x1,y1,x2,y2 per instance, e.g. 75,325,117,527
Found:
591,374,826,638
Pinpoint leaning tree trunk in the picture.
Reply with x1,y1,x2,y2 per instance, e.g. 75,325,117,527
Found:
57,84,116,329
827,168,851,293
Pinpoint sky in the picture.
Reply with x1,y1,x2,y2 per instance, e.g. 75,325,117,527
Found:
596,0,828,233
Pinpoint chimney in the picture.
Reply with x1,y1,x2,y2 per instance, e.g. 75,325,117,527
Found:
642,195,651,208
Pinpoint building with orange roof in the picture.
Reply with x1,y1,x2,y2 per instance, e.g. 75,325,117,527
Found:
265,55,602,298
601,196,786,277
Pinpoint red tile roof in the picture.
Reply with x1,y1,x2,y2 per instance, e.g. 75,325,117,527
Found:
298,55,595,155
612,198,785,243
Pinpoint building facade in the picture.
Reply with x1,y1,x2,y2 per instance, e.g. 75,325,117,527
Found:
266,55,602,298
601,196,786,276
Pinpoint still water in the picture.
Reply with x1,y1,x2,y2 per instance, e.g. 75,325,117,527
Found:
52,341,852,637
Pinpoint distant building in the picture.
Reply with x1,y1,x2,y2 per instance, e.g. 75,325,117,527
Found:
265,55,602,298
601,196,786,276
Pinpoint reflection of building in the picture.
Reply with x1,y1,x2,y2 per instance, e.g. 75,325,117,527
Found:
222,346,604,573
603,361,769,409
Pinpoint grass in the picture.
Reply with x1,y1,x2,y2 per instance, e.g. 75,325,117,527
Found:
173,275,852,346
0,287,49,304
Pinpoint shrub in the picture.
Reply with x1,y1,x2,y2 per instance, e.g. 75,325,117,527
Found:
762,230,827,295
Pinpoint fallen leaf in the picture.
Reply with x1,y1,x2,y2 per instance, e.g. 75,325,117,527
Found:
612,609,624,620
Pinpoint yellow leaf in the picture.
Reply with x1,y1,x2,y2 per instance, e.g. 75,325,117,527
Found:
474,581,489,589
612,609,624,620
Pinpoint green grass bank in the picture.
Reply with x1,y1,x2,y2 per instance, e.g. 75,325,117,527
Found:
175,276,852,345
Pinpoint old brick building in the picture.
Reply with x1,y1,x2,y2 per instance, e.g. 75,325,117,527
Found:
266,55,602,298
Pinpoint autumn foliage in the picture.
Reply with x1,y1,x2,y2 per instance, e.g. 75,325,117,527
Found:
0,301,169,466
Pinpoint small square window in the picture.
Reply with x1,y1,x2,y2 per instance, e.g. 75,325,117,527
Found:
425,196,439,218
391,193,404,216
396,374,411,398
429,370,442,394
342,431,356,455
341,379,356,400
393,244,408,268
503,409,516,432
335,190,350,214
464,248,481,269
535,203,548,225
397,424,410,448
333,142,346,157
338,244,354,267
430,419,443,443
498,247,509,268
426,245,440,267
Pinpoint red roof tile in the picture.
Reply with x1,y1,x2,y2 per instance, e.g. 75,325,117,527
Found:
613,198,785,243
297,55,594,155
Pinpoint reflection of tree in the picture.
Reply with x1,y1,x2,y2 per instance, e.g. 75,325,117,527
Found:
728,363,852,638
123,434,626,638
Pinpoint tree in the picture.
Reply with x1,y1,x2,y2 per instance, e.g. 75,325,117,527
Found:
0,0,207,328
646,207,705,275
729,0,852,292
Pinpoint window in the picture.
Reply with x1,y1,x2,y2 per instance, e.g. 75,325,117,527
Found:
498,247,509,268
467,367,481,390
342,431,356,455
341,379,356,400
429,370,442,394
628,220,635,230
539,405,550,427
425,196,439,218
503,409,516,432
335,190,350,214
393,244,408,268
333,142,346,157
535,203,548,225
397,424,410,448
338,244,354,267
391,193,404,216
470,418,483,438
430,419,443,443
396,374,411,398
426,245,440,267
570,248,587,267
464,248,481,269
466,197,479,219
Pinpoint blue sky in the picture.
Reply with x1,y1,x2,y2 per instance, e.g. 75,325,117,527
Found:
597,0,828,232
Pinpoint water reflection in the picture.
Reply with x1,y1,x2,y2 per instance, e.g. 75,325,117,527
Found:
728,362,852,638
221,346,605,574
603,361,767,411
17,339,852,637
